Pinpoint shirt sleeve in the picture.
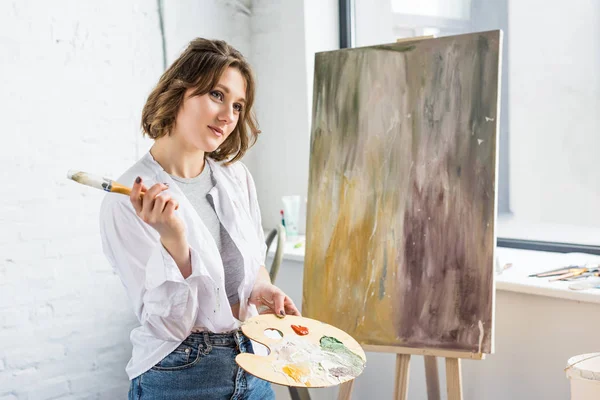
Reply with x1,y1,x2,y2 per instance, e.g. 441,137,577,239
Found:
239,163,268,266
99,197,209,341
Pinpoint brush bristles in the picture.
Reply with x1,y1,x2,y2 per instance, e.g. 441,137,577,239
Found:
67,170,111,191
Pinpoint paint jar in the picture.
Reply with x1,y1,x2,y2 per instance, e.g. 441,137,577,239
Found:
565,353,600,399
281,195,301,238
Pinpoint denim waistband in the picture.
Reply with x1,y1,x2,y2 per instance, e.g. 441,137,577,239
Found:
186,329,247,347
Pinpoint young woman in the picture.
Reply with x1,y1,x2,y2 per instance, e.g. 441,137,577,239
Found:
100,38,300,399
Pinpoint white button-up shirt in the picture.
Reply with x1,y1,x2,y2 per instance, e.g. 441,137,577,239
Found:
99,152,266,379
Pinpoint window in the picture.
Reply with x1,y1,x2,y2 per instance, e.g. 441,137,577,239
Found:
345,0,600,253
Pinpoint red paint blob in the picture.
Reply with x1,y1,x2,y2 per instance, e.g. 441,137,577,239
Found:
291,324,309,336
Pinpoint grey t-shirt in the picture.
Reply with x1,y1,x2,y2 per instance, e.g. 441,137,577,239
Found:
169,163,244,305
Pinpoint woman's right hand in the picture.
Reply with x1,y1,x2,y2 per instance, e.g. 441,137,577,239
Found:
131,177,192,278
130,177,185,242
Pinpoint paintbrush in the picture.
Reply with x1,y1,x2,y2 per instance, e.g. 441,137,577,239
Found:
68,170,179,210
67,170,141,196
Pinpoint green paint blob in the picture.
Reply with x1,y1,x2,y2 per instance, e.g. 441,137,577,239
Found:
319,336,365,377
320,336,345,350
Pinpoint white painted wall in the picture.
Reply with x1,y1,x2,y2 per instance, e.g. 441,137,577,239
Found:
303,0,339,128
244,0,309,233
162,0,252,66
0,1,249,398
246,0,339,234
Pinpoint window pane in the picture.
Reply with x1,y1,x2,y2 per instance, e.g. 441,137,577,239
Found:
390,0,472,21
507,0,600,245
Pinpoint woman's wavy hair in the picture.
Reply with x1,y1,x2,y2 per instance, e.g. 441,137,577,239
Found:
141,38,259,164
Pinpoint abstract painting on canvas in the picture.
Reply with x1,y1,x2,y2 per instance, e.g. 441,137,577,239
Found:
303,31,501,353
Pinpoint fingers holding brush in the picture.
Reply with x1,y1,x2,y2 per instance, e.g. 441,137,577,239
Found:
137,181,169,223
163,196,179,217
130,176,148,214
150,192,180,223
148,187,172,222
131,177,184,239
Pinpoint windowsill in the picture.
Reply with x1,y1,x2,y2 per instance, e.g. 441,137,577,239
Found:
494,248,600,304
496,213,600,248
268,235,600,304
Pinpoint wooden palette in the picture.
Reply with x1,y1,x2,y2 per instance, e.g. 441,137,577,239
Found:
236,314,366,387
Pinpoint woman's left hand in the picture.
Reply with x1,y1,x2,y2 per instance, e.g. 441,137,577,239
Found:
248,282,301,317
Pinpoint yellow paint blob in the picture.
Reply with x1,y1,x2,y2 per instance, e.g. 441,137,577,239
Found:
282,363,311,383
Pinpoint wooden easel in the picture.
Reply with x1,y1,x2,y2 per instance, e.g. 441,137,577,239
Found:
301,31,498,400
336,345,484,400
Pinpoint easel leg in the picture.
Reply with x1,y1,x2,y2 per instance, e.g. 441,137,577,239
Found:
424,356,441,400
394,354,411,400
289,387,311,400
445,358,463,400
337,379,355,400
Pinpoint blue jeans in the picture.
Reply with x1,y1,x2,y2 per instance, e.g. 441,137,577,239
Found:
128,330,275,400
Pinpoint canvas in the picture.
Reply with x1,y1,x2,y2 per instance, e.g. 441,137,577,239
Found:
303,31,501,353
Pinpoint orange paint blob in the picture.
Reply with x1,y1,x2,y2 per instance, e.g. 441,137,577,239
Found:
291,324,309,335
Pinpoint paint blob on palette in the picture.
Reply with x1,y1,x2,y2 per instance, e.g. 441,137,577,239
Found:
236,314,366,387
271,335,364,386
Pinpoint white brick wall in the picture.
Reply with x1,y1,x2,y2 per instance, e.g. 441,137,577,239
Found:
0,0,249,398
